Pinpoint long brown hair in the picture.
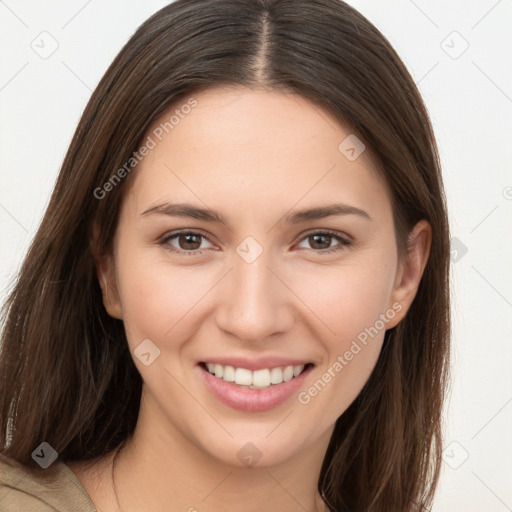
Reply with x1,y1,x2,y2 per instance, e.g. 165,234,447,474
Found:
0,1,450,510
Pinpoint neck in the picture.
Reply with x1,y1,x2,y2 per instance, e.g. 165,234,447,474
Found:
113,390,331,512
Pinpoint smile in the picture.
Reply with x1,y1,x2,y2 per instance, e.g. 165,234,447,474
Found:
197,361,315,412
202,362,311,389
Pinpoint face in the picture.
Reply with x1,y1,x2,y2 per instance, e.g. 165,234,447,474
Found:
98,86,429,468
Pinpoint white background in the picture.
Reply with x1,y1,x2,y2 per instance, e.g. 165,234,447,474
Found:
0,1,511,510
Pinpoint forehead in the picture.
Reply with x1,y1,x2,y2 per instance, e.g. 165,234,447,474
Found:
122,86,392,223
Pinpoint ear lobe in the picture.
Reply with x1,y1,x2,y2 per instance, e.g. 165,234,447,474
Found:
96,253,123,319
90,224,123,320
387,220,432,329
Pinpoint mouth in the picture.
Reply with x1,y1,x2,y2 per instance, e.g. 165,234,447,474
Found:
199,361,314,389
197,361,315,412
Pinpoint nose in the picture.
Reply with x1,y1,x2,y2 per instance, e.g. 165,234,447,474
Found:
214,249,295,343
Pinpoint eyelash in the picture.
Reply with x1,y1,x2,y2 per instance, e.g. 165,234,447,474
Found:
158,229,352,256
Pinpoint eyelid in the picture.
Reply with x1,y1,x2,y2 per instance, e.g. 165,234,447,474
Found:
297,228,352,241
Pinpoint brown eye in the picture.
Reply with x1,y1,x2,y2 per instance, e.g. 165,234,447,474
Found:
178,233,202,250
161,231,214,253
296,231,351,254
308,234,333,250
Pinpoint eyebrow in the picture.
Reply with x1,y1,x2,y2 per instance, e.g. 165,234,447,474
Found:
284,203,371,223
141,201,371,224
141,203,228,224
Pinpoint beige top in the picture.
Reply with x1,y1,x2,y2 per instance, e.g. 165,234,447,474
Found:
0,453,97,511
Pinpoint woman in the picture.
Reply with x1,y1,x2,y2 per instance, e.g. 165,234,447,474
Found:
0,0,450,510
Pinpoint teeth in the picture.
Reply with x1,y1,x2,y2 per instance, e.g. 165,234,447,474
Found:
283,366,294,382
270,367,283,384
214,364,224,378
234,368,252,386
223,365,235,382
252,369,271,387
205,363,306,389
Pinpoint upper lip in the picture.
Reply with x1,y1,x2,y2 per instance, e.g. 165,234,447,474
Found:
199,356,313,372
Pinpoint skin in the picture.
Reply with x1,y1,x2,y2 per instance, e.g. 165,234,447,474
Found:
68,86,431,512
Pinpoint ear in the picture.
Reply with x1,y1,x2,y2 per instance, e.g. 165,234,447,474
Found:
387,220,431,329
91,224,123,320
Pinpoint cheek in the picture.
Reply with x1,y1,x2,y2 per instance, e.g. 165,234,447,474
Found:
290,258,396,418
114,247,221,348
290,257,396,344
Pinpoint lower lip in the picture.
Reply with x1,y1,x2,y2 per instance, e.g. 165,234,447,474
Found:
197,364,313,412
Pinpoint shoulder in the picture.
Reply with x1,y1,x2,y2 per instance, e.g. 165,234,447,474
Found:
0,453,97,512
